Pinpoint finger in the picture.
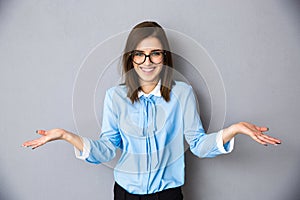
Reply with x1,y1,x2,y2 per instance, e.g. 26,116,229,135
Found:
250,132,267,146
250,134,267,146
22,140,37,147
22,140,35,147
258,134,281,144
36,130,46,136
256,134,275,145
22,138,44,147
31,142,44,149
24,140,44,149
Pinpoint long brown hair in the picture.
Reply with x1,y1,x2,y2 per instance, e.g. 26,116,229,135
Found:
122,21,174,103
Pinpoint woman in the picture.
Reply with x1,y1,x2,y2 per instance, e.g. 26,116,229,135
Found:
22,21,281,200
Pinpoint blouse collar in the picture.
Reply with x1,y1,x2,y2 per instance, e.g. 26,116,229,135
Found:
138,80,161,98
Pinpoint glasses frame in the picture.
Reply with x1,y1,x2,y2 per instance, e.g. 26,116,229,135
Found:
130,50,166,65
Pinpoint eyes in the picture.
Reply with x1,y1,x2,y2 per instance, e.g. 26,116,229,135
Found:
132,51,143,57
151,51,164,57
132,50,164,57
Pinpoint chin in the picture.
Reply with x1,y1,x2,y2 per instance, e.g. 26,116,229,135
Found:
139,76,160,84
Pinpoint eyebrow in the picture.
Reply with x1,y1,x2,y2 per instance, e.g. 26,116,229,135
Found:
134,49,163,52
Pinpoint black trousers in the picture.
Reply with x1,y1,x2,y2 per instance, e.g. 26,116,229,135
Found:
114,182,183,200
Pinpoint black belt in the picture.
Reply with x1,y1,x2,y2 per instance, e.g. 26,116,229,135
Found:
114,182,183,200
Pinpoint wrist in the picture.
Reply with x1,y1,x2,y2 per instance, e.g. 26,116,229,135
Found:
226,124,239,137
61,130,71,141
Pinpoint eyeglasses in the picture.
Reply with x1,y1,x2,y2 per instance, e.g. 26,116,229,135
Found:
130,50,166,65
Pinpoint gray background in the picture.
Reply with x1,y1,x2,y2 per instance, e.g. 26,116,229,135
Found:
1,0,299,200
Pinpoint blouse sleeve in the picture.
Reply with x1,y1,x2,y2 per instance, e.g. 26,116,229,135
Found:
74,88,122,164
183,86,234,158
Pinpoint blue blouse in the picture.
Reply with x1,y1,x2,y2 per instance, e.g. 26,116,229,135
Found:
75,81,234,195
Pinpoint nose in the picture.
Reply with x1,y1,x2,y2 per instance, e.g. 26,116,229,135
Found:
144,55,151,65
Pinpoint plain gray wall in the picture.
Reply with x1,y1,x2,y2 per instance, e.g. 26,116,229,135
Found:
1,0,300,200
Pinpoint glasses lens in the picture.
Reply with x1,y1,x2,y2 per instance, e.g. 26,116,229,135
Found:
150,51,164,64
132,52,145,64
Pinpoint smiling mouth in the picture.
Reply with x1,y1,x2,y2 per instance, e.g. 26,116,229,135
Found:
140,67,156,73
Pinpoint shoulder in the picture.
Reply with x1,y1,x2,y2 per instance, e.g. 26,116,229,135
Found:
172,81,193,94
105,84,129,103
173,81,192,88
171,81,198,106
169,81,195,102
106,84,127,95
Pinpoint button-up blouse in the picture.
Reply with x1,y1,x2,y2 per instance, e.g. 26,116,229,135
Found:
75,81,234,195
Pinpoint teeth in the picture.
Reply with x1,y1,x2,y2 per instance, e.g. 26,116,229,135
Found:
141,67,155,72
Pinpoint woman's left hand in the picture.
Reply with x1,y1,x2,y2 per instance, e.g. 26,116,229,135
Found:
223,122,281,146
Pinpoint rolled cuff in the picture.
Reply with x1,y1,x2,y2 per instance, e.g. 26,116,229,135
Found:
216,129,234,154
74,137,91,160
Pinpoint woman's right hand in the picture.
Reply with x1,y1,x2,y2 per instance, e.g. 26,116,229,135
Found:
22,129,66,149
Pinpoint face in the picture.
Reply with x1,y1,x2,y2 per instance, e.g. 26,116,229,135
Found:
132,37,163,86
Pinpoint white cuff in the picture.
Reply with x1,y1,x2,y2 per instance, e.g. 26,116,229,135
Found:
216,129,234,154
74,137,91,160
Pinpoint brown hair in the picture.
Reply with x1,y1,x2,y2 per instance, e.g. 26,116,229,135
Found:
122,21,174,103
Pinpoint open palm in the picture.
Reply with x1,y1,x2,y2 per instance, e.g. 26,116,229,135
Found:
22,129,65,149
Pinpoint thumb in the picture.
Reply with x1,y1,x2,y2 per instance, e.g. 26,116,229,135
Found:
36,130,46,136
256,126,269,132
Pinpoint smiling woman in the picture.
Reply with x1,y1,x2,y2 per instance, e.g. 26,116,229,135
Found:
131,37,164,93
122,22,175,103
22,21,281,200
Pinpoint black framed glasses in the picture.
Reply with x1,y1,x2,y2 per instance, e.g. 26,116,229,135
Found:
130,50,166,65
